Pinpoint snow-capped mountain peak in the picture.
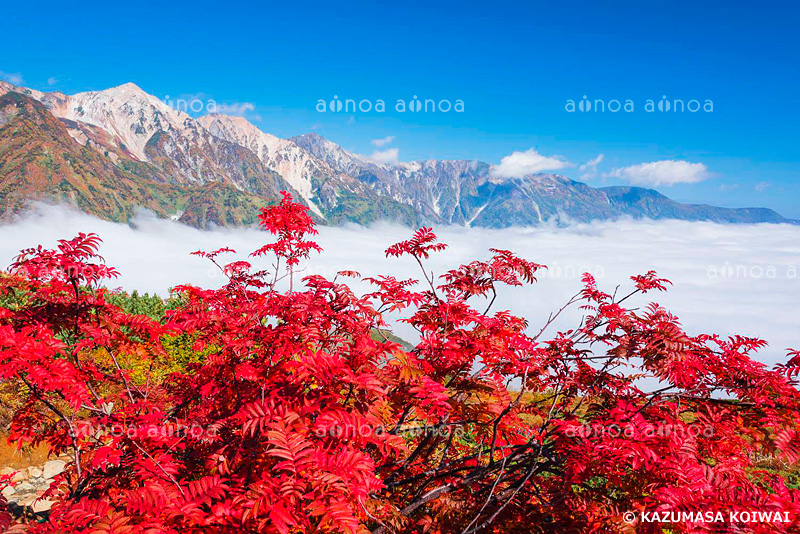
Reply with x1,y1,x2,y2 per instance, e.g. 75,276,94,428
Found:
60,83,187,161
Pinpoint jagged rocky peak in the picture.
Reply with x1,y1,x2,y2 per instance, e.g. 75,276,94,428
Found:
199,114,341,217
59,82,187,161
198,113,283,155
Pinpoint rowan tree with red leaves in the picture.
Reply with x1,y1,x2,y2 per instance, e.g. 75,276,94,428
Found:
1,193,799,533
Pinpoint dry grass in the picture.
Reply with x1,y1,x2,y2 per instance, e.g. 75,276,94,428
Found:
0,435,50,470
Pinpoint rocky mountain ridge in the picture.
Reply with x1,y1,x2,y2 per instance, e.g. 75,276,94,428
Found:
0,80,795,228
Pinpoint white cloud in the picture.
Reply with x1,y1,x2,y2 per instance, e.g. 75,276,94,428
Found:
166,93,259,119
47,77,58,86
579,153,605,172
371,136,395,147
212,102,256,116
755,181,771,193
362,148,400,166
1,205,798,370
0,71,24,85
490,148,572,179
605,160,711,187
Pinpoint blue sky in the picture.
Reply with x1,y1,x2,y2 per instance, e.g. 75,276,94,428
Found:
2,0,798,217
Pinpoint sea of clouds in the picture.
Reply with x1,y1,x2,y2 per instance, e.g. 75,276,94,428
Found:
1,204,798,368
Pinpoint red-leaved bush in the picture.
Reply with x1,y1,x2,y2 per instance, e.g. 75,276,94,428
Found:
1,192,799,533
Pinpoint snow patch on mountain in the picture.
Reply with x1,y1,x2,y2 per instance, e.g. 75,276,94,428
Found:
198,114,330,217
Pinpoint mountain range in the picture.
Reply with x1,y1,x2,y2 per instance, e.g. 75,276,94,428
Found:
0,81,795,229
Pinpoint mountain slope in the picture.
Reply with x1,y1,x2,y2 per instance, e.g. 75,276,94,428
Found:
0,91,184,222
57,83,295,197
0,81,296,195
294,134,797,227
0,80,794,229
198,114,420,225
198,114,326,213
0,82,421,227
0,91,287,228
602,186,794,224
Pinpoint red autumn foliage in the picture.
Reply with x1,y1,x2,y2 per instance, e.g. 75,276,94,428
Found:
0,193,799,533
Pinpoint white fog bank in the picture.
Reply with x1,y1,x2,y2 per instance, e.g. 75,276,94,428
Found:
1,204,798,367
